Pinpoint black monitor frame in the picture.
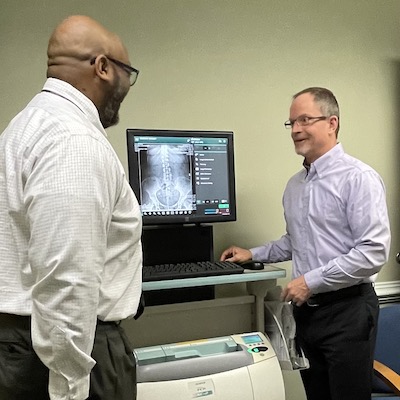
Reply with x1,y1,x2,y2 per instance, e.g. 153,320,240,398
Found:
126,128,237,226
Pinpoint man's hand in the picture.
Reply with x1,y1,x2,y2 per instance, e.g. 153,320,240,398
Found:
281,275,312,306
220,246,252,263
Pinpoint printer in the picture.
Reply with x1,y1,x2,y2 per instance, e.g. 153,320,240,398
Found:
134,331,285,400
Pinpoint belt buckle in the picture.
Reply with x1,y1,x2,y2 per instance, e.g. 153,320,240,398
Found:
306,297,320,307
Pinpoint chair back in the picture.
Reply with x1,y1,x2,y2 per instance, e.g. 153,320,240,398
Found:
373,304,400,394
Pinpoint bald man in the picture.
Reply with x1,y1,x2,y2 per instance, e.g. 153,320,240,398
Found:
0,16,142,400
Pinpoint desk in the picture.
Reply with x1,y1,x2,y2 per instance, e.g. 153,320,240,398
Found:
124,264,286,347
141,264,286,335
142,265,285,291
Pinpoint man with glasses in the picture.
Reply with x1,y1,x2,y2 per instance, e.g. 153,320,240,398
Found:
0,15,142,399
220,87,390,400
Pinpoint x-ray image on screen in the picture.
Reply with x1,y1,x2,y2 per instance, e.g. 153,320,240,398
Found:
127,129,236,226
139,144,195,212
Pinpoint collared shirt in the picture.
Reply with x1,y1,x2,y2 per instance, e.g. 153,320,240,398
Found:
251,143,391,294
0,78,142,399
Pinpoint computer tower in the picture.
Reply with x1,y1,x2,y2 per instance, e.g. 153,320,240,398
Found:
142,225,215,305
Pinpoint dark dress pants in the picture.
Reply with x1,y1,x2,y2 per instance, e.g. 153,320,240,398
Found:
293,284,379,400
0,316,136,400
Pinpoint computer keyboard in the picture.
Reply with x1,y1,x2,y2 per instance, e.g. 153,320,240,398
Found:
142,261,244,282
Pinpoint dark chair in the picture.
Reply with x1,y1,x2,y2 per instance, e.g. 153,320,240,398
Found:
372,303,400,399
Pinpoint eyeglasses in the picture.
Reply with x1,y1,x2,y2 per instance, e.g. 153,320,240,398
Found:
284,115,327,129
90,56,139,86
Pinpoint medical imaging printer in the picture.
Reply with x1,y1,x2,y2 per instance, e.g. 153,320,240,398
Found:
134,332,285,400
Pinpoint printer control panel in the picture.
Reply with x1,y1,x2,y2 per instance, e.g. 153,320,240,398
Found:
231,332,276,362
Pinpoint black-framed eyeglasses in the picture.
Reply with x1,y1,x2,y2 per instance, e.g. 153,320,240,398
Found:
284,115,327,129
90,56,139,86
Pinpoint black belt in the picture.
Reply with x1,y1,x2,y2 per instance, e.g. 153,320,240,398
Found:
0,314,120,327
0,313,30,329
97,319,121,326
306,283,373,307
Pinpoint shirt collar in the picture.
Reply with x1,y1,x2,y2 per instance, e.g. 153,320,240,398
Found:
41,78,107,137
303,143,343,179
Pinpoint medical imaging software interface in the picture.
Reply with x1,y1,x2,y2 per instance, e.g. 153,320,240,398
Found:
133,135,231,218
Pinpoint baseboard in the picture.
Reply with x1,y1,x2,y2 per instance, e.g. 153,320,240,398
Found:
374,281,400,304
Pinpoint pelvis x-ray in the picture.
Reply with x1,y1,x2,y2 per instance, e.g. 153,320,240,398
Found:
140,144,194,211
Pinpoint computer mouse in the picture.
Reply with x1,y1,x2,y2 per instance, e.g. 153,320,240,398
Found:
241,260,264,270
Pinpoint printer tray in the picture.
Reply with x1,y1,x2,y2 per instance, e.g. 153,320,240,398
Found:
264,301,309,371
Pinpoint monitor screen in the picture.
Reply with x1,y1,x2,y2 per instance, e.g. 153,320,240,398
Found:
126,129,237,226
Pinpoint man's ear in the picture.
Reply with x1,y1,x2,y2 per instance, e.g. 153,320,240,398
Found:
93,55,112,83
329,115,339,133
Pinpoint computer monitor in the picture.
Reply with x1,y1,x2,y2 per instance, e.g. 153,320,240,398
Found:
126,128,237,226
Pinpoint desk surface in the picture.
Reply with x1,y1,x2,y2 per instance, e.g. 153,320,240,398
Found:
142,264,286,291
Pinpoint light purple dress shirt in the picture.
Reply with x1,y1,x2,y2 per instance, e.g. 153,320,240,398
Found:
251,143,391,294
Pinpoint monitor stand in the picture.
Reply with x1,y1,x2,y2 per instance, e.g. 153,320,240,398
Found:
142,224,215,306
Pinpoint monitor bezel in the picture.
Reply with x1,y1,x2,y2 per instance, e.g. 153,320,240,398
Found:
126,128,237,226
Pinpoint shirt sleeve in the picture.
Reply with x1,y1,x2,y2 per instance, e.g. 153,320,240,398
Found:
250,234,293,262
25,133,119,399
304,170,391,293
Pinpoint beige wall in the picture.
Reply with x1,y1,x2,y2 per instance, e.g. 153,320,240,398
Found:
3,2,399,398
2,0,400,284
